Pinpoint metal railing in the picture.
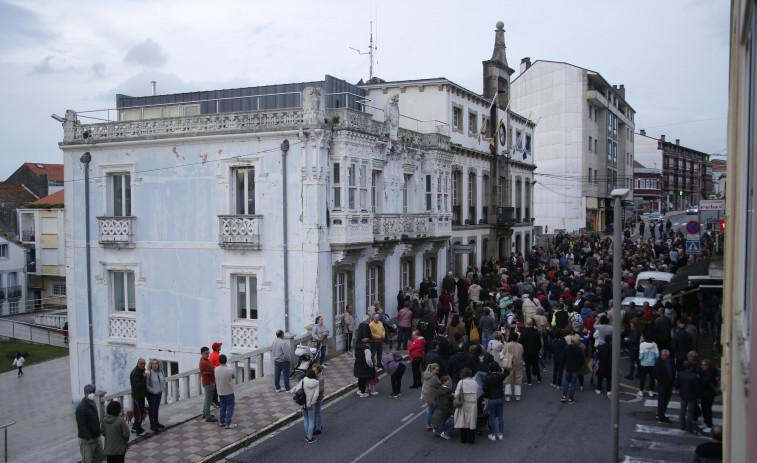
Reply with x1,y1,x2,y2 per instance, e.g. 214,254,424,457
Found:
1,421,14,462
97,330,313,422
0,320,67,347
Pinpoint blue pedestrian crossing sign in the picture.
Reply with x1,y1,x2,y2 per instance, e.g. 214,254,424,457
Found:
686,240,701,255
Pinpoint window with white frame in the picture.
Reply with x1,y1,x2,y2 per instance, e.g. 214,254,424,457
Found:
41,248,58,266
401,261,410,290
8,272,17,287
335,271,346,316
9,302,18,315
452,172,459,206
437,177,442,211
0,244,6,259
366,265,379,308
425,175,432,211
371,171,379,213
234,275,258,320
402,175,410,214
348,164,357,210
453,107,462,130
359,165,368,210
443,176,449,212
468,111,477,134
109,174,132,216
333,163,341,209
468,173,474,206
52,281,66,296
424,257,436,279
112,271,136,312
234,168,255,214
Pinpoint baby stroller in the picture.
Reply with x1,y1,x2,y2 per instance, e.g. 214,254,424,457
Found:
290,344,317,381
475,396,490,435
383,322,398,349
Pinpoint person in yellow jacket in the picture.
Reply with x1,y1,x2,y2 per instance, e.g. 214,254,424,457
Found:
369,313,386,367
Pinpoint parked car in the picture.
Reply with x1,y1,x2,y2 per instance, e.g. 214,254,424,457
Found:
686,205,699,215
635,271,675,298
648,211,664,223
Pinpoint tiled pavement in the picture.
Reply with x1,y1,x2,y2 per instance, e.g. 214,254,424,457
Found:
127,349,385,462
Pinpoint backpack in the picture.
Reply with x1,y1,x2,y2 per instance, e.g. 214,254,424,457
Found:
570,312,583,330
292,381,307,406
392,352,403,362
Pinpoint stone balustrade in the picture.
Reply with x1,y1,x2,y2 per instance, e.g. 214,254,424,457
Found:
97,216,135,247
218,215,261,250
109,312,136,343
373,212,452,241
63,109,305,144
97,331,312,422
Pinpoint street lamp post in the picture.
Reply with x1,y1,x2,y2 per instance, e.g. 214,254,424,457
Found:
610,188,630,462
80,152,96,386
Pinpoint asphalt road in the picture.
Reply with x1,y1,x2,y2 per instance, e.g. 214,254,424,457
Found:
224,361,715,463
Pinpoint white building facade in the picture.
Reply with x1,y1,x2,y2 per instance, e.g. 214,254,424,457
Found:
59,77,455,400
0,237,28,316
510,59,636,234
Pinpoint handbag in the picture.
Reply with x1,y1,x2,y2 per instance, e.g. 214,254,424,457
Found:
292,380,307,406
500,351,513,370
469,319,480,343
453,392,464,408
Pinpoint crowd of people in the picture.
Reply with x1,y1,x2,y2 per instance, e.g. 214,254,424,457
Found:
346,228,721,457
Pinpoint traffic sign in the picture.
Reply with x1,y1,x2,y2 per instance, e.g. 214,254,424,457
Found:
687,234,700,241
686,221,701,234
686,240,701,255
700,199,725,211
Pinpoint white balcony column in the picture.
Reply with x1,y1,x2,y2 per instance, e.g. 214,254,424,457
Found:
461,168,471,223
476,171,484,225
510,174,516,209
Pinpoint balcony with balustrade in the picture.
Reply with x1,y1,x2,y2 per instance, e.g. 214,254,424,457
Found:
6,286,22,301
329,212,374,247
373,213,452,241
218,215,262,250
109,312,136,344
98,216,136,248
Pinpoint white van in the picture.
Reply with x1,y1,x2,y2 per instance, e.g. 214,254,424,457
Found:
635,271,675,297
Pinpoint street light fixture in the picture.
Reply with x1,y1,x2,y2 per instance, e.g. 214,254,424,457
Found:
50,114,67,123
610,188,630,463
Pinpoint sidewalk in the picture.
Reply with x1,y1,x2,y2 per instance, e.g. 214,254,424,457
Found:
125,348,380,462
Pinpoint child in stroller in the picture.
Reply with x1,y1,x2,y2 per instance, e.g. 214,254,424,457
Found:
290,344,318,381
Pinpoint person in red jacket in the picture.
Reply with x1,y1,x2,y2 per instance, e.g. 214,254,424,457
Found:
408,330,426,389
438,289,454,325
209,342,222,407
199,347,217,422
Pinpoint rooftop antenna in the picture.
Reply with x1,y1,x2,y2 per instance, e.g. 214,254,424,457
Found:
350,21,377,81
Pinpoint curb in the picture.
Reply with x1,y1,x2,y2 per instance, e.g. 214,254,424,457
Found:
198,354,406,462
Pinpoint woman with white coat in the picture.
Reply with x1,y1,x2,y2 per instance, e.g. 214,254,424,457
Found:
293,369,320,443
453,368,478,444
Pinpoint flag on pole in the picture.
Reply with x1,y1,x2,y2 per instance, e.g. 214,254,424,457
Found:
523,135,531,160
489,119,504,151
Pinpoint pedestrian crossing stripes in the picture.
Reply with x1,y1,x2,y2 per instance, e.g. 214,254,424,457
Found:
622,398,722,463
643,399,722,413
634,425,709,439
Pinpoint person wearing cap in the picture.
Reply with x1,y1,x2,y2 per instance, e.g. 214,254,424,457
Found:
199,347,218,422
209,343,222,407
76,383,104,462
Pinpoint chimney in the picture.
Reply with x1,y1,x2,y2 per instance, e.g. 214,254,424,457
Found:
151,81,156,96
640,129,646,136
675,139,680,145
617,84,625,99
660,134,666,142
520,57,531,74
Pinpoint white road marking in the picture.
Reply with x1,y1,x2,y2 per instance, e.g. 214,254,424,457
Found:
642,399,723,412
628,438,698,453
401,413,415,422
622,457,678,463
635,424,709,439
351,409,426,463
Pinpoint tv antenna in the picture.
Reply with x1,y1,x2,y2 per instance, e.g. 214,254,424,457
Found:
350,21,377,81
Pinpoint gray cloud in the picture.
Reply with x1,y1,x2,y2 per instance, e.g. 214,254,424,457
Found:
124,39,167,67
91,63,106,78
0,1,52,48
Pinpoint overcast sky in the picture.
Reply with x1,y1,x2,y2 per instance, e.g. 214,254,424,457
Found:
0,0,729,181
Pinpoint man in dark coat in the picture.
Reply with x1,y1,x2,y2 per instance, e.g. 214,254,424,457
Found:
653,349,675,423
355,315,371,351
76,383,103,462
519,319,542,384
456,275,470,313
424,341,446,376
671,320,694,371
447,343,475,390
654,308,673,351
129,358,147,435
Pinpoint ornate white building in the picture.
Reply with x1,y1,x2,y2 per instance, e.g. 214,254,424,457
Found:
58,22,537,401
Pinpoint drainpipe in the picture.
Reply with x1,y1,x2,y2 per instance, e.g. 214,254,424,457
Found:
80,152,96,386
281,140,290,333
